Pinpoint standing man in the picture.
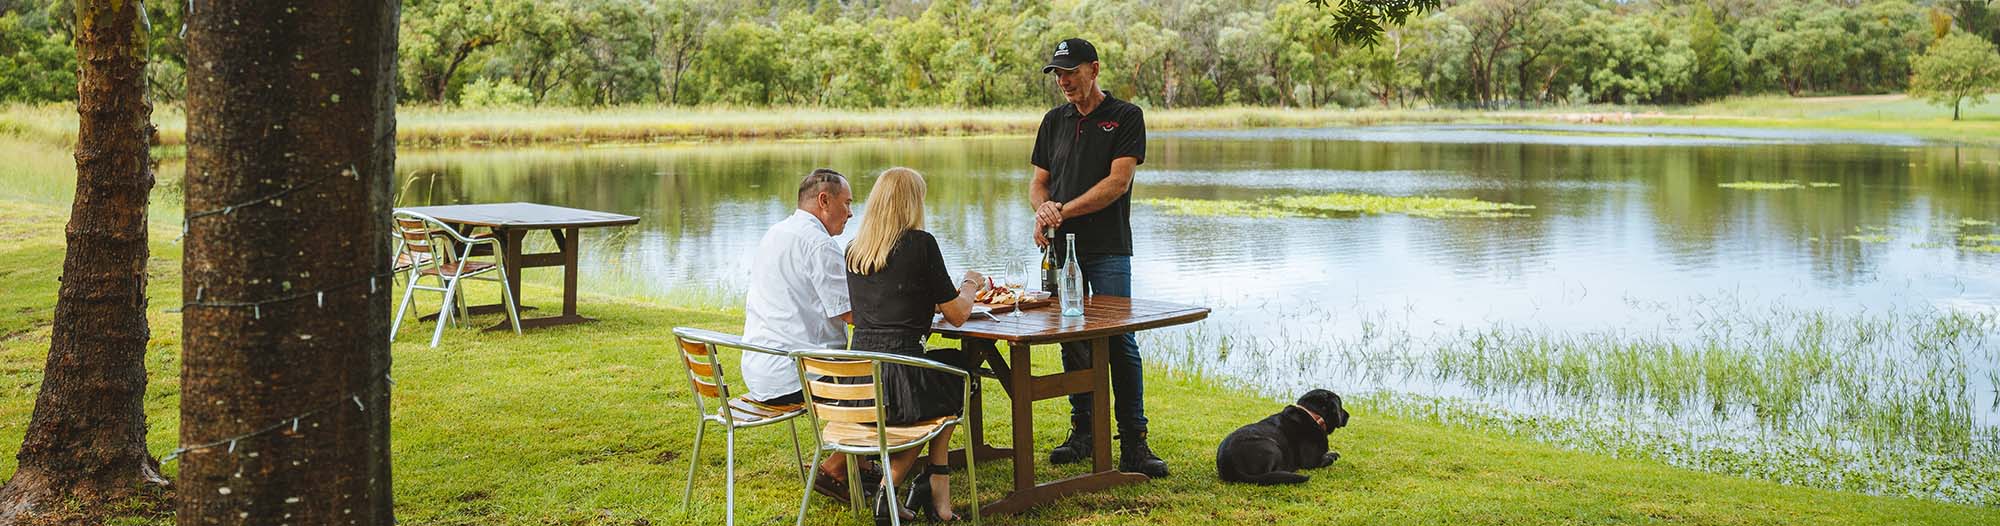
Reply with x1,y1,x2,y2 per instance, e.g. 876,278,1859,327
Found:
1030,38,1167,478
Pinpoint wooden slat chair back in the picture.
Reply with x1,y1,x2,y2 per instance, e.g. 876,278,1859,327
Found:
670,327,810,526
388,209,521,347
792,349,980,526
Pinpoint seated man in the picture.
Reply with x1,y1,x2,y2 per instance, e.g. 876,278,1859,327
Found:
738,168,872,503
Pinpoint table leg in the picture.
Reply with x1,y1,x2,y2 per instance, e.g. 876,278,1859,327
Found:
1010,341,1035,494
560,227,579,317
1091,335,1113,473
950,339,1015,469
503,228,526,308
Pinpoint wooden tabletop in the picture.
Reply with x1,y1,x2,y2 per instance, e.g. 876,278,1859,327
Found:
399,202,640,229
931,296,1209,345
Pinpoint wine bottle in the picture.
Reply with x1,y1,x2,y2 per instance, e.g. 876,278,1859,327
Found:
1040,227,1057,293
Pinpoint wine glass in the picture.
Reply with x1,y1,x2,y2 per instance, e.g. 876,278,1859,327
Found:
1003,259,1026,317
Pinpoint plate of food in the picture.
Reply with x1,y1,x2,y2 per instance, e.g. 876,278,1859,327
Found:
974,285,1053,313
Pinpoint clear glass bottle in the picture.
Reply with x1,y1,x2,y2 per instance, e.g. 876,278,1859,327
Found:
1059,233,1085,317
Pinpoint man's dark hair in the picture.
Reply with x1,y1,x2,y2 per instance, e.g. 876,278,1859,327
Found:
797,168,847,205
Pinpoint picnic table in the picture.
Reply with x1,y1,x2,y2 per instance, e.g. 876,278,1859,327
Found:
399,202,639,331
931,296,1210,516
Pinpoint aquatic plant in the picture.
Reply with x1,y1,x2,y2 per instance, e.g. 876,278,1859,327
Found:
1719,181,1803,190
1140,193,1535,220
1140,296,2000,505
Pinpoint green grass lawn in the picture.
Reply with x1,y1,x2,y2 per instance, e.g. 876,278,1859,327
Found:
0,198,1993,525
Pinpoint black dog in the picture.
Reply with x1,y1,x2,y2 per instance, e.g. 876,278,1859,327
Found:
1215,389,1349,485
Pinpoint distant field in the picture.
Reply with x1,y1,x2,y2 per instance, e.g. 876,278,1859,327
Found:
5,94,1997,150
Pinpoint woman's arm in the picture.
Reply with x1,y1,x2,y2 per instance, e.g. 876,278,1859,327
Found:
937,270,984,326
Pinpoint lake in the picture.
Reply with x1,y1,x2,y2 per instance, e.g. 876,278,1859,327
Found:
398,124,2000,504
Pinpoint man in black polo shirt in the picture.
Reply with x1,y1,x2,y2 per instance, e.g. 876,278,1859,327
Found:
1029,37,1167,478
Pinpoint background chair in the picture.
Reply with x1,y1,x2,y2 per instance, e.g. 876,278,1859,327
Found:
793,349,978,526
389,210,520,347
673,327,810,526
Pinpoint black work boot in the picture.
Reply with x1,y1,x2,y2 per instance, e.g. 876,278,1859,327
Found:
1118,432,1169,478
1049,427,1092,465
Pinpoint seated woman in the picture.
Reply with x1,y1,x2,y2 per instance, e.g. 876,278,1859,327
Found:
843,166,984,523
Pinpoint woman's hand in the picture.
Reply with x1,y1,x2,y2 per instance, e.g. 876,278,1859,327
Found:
940,270,985,327
960,270,986,293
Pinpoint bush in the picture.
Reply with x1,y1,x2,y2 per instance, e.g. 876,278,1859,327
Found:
459,77,533,108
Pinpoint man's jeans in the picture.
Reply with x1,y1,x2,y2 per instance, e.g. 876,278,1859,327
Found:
1060,254,1146,436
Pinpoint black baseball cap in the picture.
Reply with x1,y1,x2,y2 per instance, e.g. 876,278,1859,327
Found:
1042,38,1098,73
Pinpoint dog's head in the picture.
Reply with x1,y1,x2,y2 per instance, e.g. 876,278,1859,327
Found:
1294,389,1349,434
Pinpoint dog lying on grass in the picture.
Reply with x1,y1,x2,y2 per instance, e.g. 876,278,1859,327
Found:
1214,389,1349,485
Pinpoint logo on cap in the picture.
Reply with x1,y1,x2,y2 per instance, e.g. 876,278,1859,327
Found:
1055,41,1070,57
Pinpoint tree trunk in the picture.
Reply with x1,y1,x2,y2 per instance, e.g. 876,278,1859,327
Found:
0,1,164,521
1955,97,1962,121
180,1,398,525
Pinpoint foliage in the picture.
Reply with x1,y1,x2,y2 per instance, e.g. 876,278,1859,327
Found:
458,76,533,108
1910,31,2000,120
0,0,1959,108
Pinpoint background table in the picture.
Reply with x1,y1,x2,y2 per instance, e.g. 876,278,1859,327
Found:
931,296,1209,516
400,202,638,330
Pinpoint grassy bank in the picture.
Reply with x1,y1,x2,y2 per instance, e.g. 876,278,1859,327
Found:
7,94,1999,151
0,199,1991,525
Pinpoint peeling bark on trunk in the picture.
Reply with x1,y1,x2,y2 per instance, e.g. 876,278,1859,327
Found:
0,0,164,522
179,1,398,525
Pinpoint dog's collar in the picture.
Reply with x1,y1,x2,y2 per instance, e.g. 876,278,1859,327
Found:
1291,404,1327,431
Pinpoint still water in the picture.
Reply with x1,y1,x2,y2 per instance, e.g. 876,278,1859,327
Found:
399,125,2000,504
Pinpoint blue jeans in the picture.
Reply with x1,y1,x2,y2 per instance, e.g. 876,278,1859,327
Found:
1060,255,1146,436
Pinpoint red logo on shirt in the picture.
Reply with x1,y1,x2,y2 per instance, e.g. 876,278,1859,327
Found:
1099,121,1119,132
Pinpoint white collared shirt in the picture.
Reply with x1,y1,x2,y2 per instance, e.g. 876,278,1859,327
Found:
740,209,850,401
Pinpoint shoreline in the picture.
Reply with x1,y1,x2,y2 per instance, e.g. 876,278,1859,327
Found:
8,94,1994,152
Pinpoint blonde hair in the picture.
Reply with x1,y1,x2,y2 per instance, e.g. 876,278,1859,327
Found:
846,167,928,275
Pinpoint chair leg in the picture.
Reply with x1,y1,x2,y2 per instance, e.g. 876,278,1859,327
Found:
430,274,462,348
788,418,805,483
724,426,736,526
495,265,522,335
390,271,421,342
682,419,706,511
796,444,820,526
846,455,865,522
965,424,979,526
881,449,901,526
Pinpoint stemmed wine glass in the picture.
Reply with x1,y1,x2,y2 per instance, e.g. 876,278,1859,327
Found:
1003,258,1026,317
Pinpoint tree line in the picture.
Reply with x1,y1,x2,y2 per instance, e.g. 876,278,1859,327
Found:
3,0,1997,109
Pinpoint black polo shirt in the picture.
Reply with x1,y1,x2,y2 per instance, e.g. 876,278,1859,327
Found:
1031,91,1145,258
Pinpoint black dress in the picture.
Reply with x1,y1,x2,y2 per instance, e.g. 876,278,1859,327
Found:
845,229,971,426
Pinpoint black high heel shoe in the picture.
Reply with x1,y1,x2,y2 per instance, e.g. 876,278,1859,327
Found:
872,482,915,526
906,464,962,522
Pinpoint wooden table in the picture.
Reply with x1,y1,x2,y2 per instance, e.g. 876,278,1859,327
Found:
399,203,639,331
930,296,1209,516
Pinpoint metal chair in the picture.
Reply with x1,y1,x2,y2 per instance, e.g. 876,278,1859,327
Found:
672,327,811,526
389,209,521,347
793,349,978,526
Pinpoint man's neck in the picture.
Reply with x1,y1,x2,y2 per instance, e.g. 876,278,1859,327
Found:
798,207,830,235
1073,88,1105,117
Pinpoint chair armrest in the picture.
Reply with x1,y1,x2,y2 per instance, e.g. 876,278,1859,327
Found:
673,327,790,357
792,349,971,380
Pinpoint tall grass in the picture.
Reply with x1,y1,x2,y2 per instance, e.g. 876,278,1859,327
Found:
1141,295,2000,505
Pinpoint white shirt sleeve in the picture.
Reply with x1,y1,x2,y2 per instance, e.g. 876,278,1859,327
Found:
812,238,851,320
